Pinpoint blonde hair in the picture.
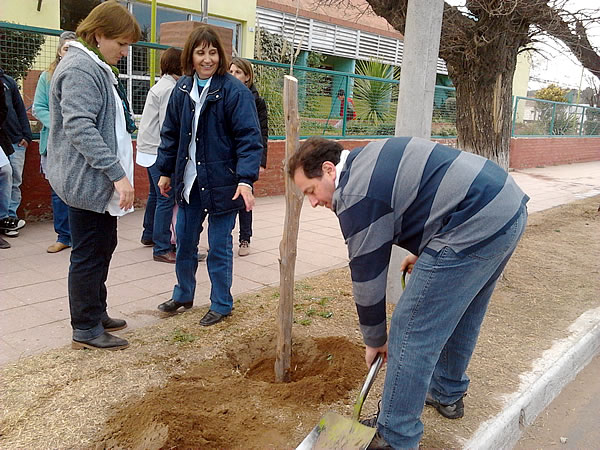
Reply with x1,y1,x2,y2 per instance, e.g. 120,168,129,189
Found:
230,57,254,87
76,1,141,48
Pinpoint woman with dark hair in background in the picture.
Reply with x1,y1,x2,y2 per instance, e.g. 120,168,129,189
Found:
155,25,262,326
33,31,77,253
47,0,141,350
229,56,269,257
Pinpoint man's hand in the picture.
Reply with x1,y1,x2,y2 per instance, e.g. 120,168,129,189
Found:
158,176,172,198
18,139,29,149
114,177,134,210
233,184,254,212
365,343,388,368
400,253,418,273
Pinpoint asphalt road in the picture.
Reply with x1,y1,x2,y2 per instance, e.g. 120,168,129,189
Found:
514,353,600,449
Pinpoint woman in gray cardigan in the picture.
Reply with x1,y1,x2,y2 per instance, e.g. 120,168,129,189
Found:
47,1,141,351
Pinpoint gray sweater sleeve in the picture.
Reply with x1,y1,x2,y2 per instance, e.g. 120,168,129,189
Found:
54,67,125,182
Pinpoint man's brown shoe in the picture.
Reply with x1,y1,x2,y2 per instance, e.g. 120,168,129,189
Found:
72,332,129,350
47,242,70,253
153,251,176,264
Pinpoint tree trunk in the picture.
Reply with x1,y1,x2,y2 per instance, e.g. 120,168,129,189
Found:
447,39,523,170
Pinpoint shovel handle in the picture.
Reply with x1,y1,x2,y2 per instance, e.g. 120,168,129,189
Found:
352,353,384,421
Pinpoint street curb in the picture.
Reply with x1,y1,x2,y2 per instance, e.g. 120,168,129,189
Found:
464,307,600,450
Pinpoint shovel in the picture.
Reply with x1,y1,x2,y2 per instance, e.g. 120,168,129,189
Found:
296,354,384,450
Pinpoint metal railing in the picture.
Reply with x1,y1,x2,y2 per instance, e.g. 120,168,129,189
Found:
512,96,600,137
2,22,599,141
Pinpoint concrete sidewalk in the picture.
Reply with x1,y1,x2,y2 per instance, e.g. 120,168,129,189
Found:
1,161,599,368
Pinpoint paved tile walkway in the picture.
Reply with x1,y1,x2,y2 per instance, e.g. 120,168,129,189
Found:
1,161,598,366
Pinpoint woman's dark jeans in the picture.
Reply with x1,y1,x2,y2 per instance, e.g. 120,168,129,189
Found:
237,208,252,243
68,207,118,341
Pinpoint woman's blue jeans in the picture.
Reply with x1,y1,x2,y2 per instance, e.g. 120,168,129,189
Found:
171,188,237,315
51,187,71,245
378,206,528,448
142,163,175,255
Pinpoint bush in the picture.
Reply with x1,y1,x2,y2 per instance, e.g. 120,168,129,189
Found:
0,26,45,82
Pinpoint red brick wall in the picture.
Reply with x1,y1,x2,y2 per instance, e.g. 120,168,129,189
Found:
16,136,600,220
510,137,600,169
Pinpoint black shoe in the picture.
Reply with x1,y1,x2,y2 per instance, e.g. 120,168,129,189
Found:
425,393,464,419
102,317,127,332
72,332,129,350
0,217,25,231
367,431,393,450
199,309,229,326
141,238,154,246
197,250,207,262
157,299,193,313
0,236,10,249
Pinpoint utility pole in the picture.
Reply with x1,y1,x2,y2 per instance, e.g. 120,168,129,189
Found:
202,0,209,23
387,0,444,303
395,0,444,138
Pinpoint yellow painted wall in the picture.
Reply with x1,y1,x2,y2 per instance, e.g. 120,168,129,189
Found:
1,0,60,28
144,0,257,58
1,0,256,58
512,51,532,122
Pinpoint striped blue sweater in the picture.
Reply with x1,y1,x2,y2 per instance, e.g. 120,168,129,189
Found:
333,137,529,347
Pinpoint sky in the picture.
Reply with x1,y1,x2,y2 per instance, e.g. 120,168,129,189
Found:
445,0,600,93
528,0,600,92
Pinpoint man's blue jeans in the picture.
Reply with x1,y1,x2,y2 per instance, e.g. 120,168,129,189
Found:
378,206,528,448
171,187,237,315
0,162,12,219
142,163,174,255
68,207,118,341
8,143,25,217
51,187,71,245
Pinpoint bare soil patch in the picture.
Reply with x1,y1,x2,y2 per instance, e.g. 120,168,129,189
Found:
1,195,598,449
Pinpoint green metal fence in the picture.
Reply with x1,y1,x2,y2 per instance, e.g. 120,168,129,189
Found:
2,22,599,141
249,59,458,139
512,96,600,137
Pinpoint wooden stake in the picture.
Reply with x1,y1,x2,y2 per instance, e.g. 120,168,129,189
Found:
275,75,303,383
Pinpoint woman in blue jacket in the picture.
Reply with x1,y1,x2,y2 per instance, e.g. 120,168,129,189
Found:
33,31,76,253
155,25,262,326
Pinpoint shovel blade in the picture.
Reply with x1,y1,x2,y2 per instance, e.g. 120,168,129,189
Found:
296,411,376,450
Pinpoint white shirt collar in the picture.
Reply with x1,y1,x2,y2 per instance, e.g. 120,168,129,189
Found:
335,150,350,188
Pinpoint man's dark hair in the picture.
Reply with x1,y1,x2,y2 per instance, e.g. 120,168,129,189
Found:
287,137,343,179
337,89,345,97
160,48,182,76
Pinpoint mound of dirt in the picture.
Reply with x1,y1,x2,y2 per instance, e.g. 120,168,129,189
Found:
99,336,366,449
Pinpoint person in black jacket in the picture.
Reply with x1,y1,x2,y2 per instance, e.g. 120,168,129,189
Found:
0,80,15,246
229,57,268,256
0,68,32,233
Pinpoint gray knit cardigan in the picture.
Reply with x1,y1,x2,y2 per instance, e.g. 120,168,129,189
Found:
47,45,126,213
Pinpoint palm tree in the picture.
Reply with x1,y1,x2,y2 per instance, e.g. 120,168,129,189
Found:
353,59,396,125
